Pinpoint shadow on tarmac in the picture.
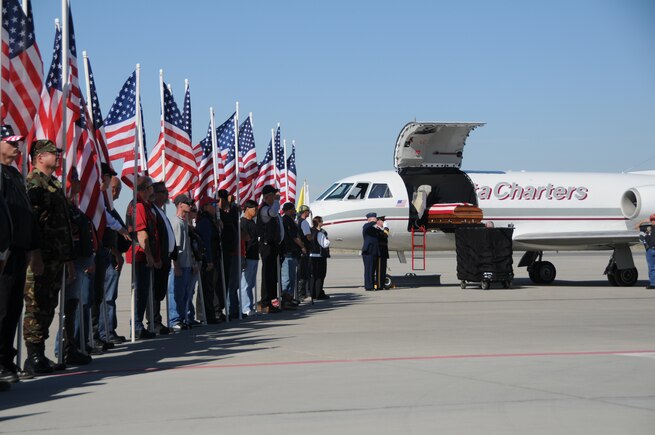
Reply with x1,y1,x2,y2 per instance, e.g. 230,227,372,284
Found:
0,292,364,418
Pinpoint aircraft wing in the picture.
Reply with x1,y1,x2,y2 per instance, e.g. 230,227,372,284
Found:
513,230,640,248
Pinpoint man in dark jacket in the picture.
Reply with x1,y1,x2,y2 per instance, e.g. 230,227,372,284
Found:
196,196,223,323
361,212,380,291
0,126,39,382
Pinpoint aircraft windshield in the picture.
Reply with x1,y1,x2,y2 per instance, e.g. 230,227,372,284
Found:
368,183,391,198
316,183,339,201
324,183,353,200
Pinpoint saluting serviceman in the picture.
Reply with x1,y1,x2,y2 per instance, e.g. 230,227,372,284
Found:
23,139,75,375
361,212,380,291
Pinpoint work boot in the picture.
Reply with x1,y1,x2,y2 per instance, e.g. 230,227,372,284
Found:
65,349,92,366
24,343,53,375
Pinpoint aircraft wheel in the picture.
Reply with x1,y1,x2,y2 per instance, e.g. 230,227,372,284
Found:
460,281,467,289
384,275,393,289
536,261,556,284
481,281,490,290
528,267,541,284
614,267,638,287
607,273,618,286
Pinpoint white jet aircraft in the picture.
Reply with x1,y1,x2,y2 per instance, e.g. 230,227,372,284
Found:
309,122,655,286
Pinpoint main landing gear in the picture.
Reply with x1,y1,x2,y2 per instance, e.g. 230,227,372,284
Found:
604,246,638,287
520,246,638,287
519,252,556,284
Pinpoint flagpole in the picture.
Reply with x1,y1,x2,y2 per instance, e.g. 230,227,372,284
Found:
131,63,141,343
235,102,242,319
159,70,166,182
210,107,218,194
283,139,288,203
56,0,70,367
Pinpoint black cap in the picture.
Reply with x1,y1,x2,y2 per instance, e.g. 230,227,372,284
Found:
217,189,229,200
262,185,279,195
282,202,296,212
173,194,193,206
100,162,117,176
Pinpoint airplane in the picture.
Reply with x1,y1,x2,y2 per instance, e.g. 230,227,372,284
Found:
308,122,655,287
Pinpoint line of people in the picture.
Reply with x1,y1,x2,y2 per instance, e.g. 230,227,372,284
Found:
0,127,332,392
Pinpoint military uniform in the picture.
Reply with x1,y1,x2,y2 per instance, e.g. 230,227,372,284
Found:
23,166,74,373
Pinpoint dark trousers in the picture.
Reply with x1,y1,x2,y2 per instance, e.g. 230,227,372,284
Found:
259,242,279,306
133,262,151,332
0,248,26,366
375,256,388,289
297,253,309,295
147,258,171,328
212,250,226,316
23,260,63,345
200,265,218,321
362,254,377,290
309,256,327,298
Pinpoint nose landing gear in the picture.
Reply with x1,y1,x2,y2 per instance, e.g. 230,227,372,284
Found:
520,251,557,284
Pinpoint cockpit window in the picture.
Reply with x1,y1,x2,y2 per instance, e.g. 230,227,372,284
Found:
368,183,392,199
347,183,369,200
324,183,353,200
316,183,339,201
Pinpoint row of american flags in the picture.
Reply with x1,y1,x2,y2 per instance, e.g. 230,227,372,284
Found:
1,0,299,237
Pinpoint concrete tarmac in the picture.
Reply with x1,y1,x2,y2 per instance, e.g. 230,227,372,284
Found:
1,251,654,434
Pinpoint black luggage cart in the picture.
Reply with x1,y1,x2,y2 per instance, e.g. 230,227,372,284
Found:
455,226,514,289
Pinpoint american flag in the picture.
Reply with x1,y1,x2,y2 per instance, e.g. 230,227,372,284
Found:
105,71,137,163
254,138,274,202
85,55,111,169
73,100,106,236
148,82,196,198
29,23,62,155
1,0,43,145
120,104,147,189
217,112,237,195
274,126,286,204
182,81,201,169
238,116,257,203
193,121,214,201
286,142,297,204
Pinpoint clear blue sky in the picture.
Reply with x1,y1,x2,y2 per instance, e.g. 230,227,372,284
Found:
31,0,655,200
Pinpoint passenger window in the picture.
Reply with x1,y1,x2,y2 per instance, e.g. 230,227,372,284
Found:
347,183,369,200
316,183,339,201
325,183,353,200
368,183,391,199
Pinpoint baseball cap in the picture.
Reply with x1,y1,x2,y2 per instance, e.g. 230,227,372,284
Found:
366,212,377,219
100,162,117,176
30,139,59,157
198,196,217,208
282,202,296,212
262,185,279,195
1,125,24,142
217,189,229,200
173,194,193,206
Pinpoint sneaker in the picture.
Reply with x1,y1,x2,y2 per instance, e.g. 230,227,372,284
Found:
243,309,256,317
316,293,330,300
108,334,126,344
281,301,298,310
137,329,156,340
158,326,170,335
171,323,184,332
4,362,33,380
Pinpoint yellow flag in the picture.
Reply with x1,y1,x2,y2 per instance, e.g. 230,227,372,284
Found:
297,180,306,207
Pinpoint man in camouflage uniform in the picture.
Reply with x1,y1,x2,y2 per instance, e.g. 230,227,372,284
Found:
23,139,74,375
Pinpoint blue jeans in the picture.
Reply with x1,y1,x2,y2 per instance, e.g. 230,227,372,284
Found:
227,256,241,315
647,248,655,285
281,255,298,296
240,258,258,313
99,251,120,341
168,267,192,326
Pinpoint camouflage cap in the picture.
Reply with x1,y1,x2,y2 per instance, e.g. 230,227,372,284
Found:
30,139,58,157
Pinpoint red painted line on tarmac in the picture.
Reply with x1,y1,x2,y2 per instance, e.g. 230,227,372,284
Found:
48,349,655,378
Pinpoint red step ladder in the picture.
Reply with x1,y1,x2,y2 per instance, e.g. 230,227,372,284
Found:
411,226,426,271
